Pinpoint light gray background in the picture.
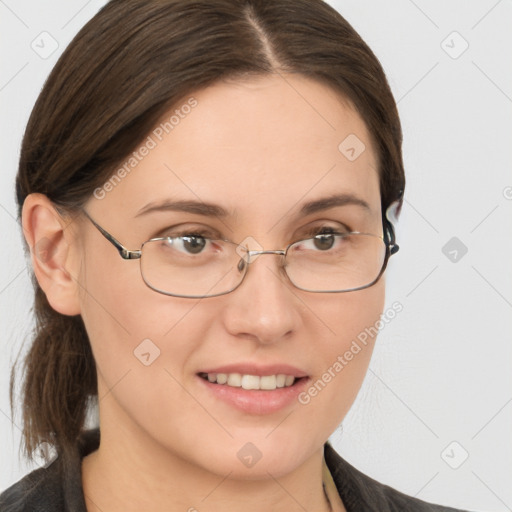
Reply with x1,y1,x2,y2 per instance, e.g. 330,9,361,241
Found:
1,1,511,511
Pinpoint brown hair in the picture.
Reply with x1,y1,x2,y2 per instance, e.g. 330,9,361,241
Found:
12,0,405,460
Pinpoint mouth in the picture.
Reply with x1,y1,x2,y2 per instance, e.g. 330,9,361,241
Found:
197,372,307,391
195,362,311,414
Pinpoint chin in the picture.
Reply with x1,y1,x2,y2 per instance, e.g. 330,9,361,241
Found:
188,432,317,480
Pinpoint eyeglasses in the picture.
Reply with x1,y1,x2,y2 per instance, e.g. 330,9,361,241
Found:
81,210,399,298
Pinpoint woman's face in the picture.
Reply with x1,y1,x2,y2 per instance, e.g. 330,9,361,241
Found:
77,73,385,478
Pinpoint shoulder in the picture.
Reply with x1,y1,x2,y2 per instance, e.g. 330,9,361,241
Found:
0,459,64,512
0,429,99,512
324,441,471,512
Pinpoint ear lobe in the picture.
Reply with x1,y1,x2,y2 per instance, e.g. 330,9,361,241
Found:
22,193,82,316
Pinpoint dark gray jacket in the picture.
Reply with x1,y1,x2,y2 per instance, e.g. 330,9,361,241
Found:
0,429,470,511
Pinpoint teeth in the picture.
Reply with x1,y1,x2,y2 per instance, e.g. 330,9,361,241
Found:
259,375,276,390
241,374,260,390
227,373,241,387
285,375,295,386
276,374,286,388
201,372,297,390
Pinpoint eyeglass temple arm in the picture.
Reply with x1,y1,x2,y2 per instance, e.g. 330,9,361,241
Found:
81,209,142,260
385,220,399,255
385,197,402,256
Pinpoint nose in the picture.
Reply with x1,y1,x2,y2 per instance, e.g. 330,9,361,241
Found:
221,251,301,345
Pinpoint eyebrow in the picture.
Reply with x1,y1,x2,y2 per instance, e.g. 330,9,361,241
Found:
135,193,371,219
299,193,371,216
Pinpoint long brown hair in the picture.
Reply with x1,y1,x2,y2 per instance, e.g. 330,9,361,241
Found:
12,0,405,460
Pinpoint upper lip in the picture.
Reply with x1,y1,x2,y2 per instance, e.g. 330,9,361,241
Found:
198,363,309,378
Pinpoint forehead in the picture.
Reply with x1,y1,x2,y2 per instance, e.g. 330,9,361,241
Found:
92,74,380,225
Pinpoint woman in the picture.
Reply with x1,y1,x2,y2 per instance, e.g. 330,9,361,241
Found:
1,0,471,510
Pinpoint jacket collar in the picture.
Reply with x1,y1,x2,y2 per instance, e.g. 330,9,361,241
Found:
324,440,392,512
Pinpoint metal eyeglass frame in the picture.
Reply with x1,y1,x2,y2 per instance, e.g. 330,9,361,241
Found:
80,208,400,297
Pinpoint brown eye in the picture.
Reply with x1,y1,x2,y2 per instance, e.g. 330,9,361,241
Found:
313,233,335,251
181,235,207,254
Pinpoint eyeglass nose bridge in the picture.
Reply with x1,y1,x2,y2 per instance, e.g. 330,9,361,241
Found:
236,247,287,272
239,248,286,262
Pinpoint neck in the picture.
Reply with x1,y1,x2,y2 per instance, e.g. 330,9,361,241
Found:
82,414,335,512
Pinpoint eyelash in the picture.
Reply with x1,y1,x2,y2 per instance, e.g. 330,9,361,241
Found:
303,225,351,238
160,224,352,241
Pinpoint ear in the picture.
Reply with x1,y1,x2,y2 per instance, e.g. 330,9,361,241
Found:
22,193,82,316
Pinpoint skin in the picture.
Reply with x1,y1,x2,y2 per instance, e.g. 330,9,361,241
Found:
23,73,386,512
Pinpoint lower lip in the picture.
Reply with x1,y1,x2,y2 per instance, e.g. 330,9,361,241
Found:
196,375,310,415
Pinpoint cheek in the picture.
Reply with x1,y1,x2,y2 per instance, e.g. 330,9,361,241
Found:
78,255,223,450
303,274,385,357
77,246,209,394
297,278,385,434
